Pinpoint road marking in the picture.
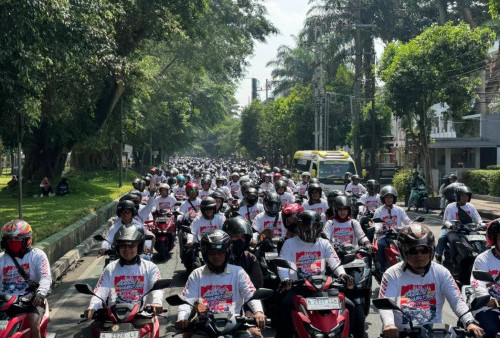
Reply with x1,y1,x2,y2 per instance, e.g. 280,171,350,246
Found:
49,255,104,318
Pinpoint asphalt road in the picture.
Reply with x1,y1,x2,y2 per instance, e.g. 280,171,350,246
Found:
45,208,489,337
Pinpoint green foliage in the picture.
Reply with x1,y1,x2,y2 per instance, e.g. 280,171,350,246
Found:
359,94,392,163
0,170,134,242
393,169,413,202
462,170,500,196
486,165,500,170
490,0,500,17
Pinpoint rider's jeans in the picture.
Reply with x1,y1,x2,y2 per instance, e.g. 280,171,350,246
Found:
377,237,388,270
435,229,448,256
475,309,500,338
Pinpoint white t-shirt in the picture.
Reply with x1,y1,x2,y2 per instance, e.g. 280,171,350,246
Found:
294,182,308,196
0,249,52,297
373,205,411,233
443,202,482,224
199,189,213,200
154,195,177,211
323,218,368,246
359,193,381,213
302,198,329,215
379,262,474,329
259,182,275,194
345,183,367,196
188,214,226,243
470,249,500,315
252,212,285,239
173,185,187,199
278,236,345,280
178,264,263,321
180,198,201,216
88,259,162,310
238,203,264,222
278,192,295,206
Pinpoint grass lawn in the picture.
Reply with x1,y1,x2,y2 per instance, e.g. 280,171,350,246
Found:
0,170,137,243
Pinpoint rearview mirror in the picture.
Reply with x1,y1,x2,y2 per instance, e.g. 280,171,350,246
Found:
372,298,400,311
93,234,105,242
249,288,273,301
414,216,425,222
372,218,383,223
272,258,292,269
150,279,171,292
472,270,495,283
75,283,96,296
166,294,189,306
342,253,356,265
471,295,490,310
180,225,192,234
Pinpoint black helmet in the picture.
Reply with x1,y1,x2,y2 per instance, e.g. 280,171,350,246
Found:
200,230,231,274
274,179,287,192
309,178,320,184
397,223,435,264
487,219,500,247
379,185,398,204
272,167,280,173
167,177,177,187
455,185,472,203
283,169,291,178
307,183,322,197
443,182,464,202
366,180,380,194
448,173,458,181
351,174,361,182
143,176,151,186
263,192,282,217
245,188,258,206
211,189,227,202
120,192,141,209
222,217,253,243
334,196,351,217
116,200,138,217
170,168,179,176
327,190,343,209
132,178,146,191
201,176,212,187
297,210,323,243
200,197,217,218
114,224,146,256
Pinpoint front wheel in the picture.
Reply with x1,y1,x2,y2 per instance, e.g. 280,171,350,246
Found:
351,303,366,338
156,240,168,261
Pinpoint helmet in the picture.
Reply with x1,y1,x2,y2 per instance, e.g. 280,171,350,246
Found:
132,178,146,191
274,179,287,192
366,180,380,194
297,210,323,243
231,172,240,179
193,167,201,175
170,168,179,177
211,189,227,203
301,172,311,178
177,175,186,182
263,192,282,217
222,217,253,252
351,174,361,182
334,196,352,217
344,172,352,179
239,175,250,186
201,176,212,186
327,190,343,209
283,170,291,178
113,224,146,256
240,182,254,197
264,173,272,179
158,183,170,192
307,183,322,197
282,204,304,230
1,219,33,255
449,173,458,181
200,197,217,218
116,200,138,217
487,219,500,246
185,182,199,195
143,176,151,186
167,177,177,187
200,230,231,274
397,223,435,263
379,185,398,204
273,173,282,180
455,185,472,203
245,188,258,206
443,182,464,202
120,192,141,209
273,167,280,173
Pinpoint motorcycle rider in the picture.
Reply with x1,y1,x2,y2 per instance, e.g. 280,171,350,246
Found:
323,190,344,222
359,179,381,214
85,226,163,320
373,185,411,271
277,210,355,337
0,220,52,338
153,183,177,211
187,197,226,245
470,219,500,337
175,230,266,336
281,203,304,239
215,176,231,200
173,175,187,199
345,174,366,196
259,173,275,195
435,185,482,264
438,175,451,217
133,178,148,203
274,179,294,206
252,193,285,240
407,171,427,212
223,217,263,288
379,223,484,338
238,188,264,222
228,172,241,198
323,196,372,249
211,189,227,214
179,182,201,216
302,183,329,214
199,176,213,200
294,172,310,196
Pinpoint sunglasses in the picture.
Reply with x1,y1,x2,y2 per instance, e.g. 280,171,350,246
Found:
121,210,132,214
118,243,137,249
406,246,431,256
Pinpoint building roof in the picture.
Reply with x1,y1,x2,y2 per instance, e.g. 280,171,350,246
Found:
429,138,498,149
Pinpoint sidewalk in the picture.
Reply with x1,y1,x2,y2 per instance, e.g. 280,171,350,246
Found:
472,196,500,221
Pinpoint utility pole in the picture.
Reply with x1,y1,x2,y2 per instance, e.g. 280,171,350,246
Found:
119,98,123,188
352,0,363,171
314,25,326,150
17,112,23,219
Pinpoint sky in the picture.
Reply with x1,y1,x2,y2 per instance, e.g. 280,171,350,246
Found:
235,1,310,108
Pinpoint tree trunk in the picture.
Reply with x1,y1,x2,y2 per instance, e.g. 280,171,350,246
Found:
418,108,433,193
435,0,448,24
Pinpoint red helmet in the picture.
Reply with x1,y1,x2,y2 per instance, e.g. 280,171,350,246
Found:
487,219,500,246
282,203,304,230
273,173,282,180
185,182,199,194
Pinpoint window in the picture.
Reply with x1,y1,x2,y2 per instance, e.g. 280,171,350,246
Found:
451,148,475,168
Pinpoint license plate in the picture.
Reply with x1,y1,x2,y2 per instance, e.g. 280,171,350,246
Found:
465,234,485,242
265,252,278,259
100,331,140,338
0,320,8,330
305,297,341,310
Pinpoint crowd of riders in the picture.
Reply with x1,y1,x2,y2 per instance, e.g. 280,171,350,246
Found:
2,157,499,337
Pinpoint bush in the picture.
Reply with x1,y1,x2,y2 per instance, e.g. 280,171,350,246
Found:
462,169,500,197
392,169,413,202
486,165,500,170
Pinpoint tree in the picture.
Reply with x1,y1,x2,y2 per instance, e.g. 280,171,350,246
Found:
379,22,495,188
490,0,500,17
240,100,264,158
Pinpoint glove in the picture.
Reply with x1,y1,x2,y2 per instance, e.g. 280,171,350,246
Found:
339,273,354,289
364,243,374,253
33,292,46,307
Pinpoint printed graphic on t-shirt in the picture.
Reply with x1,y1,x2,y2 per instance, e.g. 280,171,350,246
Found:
263,220,283,237
200,225,217,235
200,191,211,199
381,215,398,229
365,199,379,211
472,269,500,299
333,227,354,244
307,205,326,214
230,183,240,193
400,283,437,325
159,201,172,209
348,185,364,195
200,285,233,312
296,251,322,277
2,264,30,293
114,275,145,304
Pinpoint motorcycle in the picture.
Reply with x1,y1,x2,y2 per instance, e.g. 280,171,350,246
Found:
75,279,170,338
251,230,284,290
408,184,429,213
273,258,352,338
148,206,179,261
166,288,273,337
373,297,475,337
177,225,203,273
0,288,54,338
358,208,376,243
442,220,487,287
335,243,373,338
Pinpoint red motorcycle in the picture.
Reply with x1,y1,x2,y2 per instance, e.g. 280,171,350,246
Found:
148,208,179,261
273,258,351,338
0,290,53,337
75,279,169,338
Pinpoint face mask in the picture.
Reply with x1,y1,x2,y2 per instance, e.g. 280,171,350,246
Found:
7,240,23,254
231,239,247,257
